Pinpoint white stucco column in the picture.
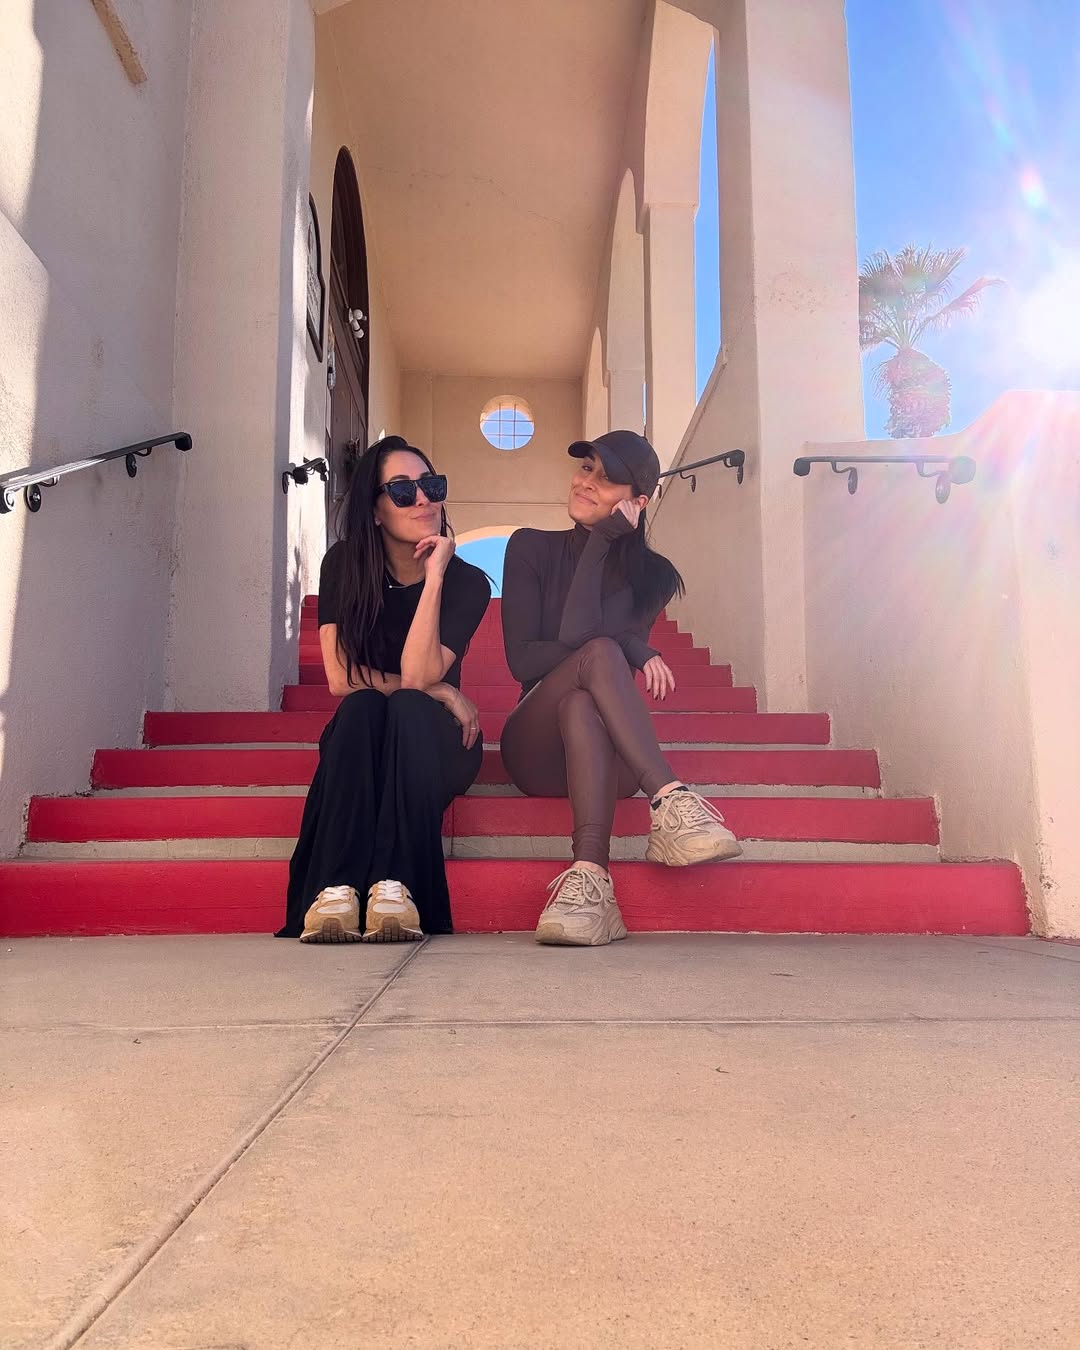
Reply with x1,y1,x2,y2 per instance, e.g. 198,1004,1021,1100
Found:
168,0,314,710
642,202,697,469
715,0,863,710
607,368,646,434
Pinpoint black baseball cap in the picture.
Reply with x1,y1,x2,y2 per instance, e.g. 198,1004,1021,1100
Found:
567,429,661,499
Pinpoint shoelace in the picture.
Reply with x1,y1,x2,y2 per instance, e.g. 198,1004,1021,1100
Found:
370,879,407,905
546,866,607,913
654,789,728,832
316,884,355,908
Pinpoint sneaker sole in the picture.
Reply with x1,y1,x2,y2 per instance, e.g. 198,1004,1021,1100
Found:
362,913,424,943
645,836,743,867
535,917,629,947
299,916,363,944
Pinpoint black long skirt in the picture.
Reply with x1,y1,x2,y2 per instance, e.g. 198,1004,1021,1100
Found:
276,688,483,937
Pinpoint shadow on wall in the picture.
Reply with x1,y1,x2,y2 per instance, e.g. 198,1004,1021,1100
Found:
0,4,190,854
455,528,516,596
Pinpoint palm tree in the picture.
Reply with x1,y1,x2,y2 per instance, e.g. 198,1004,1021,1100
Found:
859,246,1001,438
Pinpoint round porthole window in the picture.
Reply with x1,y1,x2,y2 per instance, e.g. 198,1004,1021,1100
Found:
480,396,534,450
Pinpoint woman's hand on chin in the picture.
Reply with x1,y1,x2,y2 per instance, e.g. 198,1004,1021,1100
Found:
415,534,455,579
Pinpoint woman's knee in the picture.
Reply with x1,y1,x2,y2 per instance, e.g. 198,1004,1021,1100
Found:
557,687,598,736
578,636,629,684
386,687,446,731
336,687,386,725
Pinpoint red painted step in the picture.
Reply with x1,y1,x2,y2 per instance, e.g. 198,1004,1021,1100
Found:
0,858,1028,937
93,747,319,788
281,683,758,715
143,709,832,747
91,745,880,791
298,636,706,667
299,658,729,685
449,796,939,845
26,794,937,845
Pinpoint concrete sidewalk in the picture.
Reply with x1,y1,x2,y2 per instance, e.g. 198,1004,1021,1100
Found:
3,933,1079,1349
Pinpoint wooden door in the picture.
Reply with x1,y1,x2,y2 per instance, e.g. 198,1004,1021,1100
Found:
326,150,370,536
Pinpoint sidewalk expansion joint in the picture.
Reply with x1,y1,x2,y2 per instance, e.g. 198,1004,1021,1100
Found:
43,939,430,1350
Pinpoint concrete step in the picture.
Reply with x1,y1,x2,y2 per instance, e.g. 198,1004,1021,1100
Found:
27,793,935,846
298,652,728,686
281,683,758,715
18,839,941,863
0,858,1028,938
142,710,832,747
299,638,711,673
92,746,882,790
299,609,685,641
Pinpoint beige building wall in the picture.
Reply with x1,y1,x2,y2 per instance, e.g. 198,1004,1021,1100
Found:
401,375,580,539
650,0,863,712
0,0,193,855
802,393,1080,937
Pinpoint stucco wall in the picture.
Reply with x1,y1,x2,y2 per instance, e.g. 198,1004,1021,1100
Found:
401,375,581,537
648,359,765,688
802,393,1080,936
0,0,193,855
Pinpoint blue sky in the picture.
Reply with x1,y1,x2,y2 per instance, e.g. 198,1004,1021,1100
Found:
695,0,1080,434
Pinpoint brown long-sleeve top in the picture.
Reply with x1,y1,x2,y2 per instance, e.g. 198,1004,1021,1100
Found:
501,517,667,697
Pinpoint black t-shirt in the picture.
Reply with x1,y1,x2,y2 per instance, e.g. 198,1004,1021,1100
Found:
317,543,491,689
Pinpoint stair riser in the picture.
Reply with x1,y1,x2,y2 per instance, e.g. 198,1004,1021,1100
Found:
299,616,685,642
143,711,832,747
298,642,710,670
299,652,718,683
0,859,1029,937
92,748,881,790
19,840,941,863
27,796,937,844
281,685,758,714
300,618,686,639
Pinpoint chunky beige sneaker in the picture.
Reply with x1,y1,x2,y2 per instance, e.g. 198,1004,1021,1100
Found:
535,866,628,947
646,787,743,866
300,885,362,943
363,879,424,943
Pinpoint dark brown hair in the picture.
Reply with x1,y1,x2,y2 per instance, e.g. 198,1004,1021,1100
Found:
333,435,449,685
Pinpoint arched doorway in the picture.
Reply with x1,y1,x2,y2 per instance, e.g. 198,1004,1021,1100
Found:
327,148,370,535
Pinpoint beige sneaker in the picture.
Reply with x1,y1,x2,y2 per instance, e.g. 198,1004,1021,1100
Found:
363,879,424,943
646,787,743,866
300,885,362,943
535,866,628,947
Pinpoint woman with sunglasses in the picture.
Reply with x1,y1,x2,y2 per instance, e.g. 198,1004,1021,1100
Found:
500,430,741,948
277,436,490,944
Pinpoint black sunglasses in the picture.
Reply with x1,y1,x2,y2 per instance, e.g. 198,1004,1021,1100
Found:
378,473,448,508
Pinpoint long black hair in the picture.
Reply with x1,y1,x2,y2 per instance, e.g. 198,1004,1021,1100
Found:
610,510,685,621
333,435,450,686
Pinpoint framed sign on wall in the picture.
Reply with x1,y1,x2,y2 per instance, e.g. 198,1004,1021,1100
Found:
306,195,326,361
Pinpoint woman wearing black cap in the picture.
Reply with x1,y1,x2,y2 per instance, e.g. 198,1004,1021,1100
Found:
500,430,741,947
276,436,490,945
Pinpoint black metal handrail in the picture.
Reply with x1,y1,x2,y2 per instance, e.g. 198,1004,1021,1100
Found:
792,453,976,504
0,432,192,516
281,457,329,494
657,449,744,494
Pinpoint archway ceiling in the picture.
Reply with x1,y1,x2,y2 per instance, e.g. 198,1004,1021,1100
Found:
323,0,647,380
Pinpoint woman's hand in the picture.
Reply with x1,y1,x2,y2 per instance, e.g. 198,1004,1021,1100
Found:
415,535,455,580
642,655,676,701
611,497,647,530
427,683,481,749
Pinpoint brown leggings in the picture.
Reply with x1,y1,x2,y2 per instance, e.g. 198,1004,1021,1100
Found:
499,637,677,869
